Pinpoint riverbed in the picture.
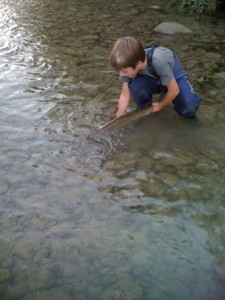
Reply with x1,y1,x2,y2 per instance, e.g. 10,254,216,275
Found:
0,0,225,299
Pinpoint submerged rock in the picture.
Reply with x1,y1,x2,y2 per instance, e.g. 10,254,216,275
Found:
153,22,192,37
103,277,143,300
198,104,217,125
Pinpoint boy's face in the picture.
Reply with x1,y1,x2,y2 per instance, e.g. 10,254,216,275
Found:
119,60,143,78
120,65,139,78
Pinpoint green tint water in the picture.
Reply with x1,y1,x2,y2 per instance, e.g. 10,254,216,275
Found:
0,0,225,299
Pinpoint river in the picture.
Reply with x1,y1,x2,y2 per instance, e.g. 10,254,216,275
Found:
0,0,225,299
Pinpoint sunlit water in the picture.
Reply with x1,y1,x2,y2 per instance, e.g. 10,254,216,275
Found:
1,0,225,299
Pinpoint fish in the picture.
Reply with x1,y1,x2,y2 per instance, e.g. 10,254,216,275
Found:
98,105,154,131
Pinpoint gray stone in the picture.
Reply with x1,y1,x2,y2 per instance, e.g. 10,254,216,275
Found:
196,157,219,173
161,152,197,166
13,239,37,260
103,277,143,300
159,172,180,187
0,181,8,195
23,288,73,300
149,5,162,11
153,22,192,36
205,52,222,59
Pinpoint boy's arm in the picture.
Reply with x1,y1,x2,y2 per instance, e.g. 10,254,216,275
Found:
117,82,131,117
152,78,179,112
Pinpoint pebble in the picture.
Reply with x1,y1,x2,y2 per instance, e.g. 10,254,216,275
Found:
0,268,12,283
13,239,37,260
198,104,217,125
0,182,8,195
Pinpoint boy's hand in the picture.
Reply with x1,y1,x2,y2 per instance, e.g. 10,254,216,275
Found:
116,112,127,118
152,102,161,112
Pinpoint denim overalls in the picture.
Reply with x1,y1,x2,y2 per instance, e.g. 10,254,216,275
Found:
128,43,201,117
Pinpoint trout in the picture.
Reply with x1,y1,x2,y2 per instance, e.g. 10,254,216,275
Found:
99,106,154,131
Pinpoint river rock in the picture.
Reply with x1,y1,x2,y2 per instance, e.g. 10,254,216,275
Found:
198,104,216,125
0,181,8,195
149,5,162,11
103,277,143,300
33,247,50,262
160,152,197,166
205,52,222,59
195,157,219,173
20,270,55,293
213,71,225,89
13,239,37,260
153,22,192,37
23,288,73,300
123,8,139,16
7,282,27,299
0,268,12,283
137,157,153,169
160,172,180,187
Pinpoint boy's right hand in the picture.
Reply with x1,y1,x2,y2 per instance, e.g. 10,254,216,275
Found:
152,102,162,113
116,112,127,118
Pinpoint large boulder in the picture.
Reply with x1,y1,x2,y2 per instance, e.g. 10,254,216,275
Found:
153,22,192,37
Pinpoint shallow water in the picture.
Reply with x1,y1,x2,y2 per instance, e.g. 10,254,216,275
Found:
1,0,225,299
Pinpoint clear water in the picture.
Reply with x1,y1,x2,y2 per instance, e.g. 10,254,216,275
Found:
0,0,225,299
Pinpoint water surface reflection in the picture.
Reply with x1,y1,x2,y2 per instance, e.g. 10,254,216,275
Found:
1,0,225,299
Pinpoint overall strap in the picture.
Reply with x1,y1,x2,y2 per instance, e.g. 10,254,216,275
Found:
145,42,160,77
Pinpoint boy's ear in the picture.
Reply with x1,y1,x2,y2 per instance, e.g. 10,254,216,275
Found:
136,60,144,69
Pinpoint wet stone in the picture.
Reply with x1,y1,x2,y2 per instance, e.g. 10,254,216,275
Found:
142,177,165,197
153,22,192,36
160,152,197,166
118,189,144,200
123,8,139,16
177,167,189,178
137,157,154,169
205,52,222,59
95,13,111,20
213,72,225,89
0,254,13,269
33,247,50,262
61,262,77,277
29,217,45,231
105,277,143,300
200,148,225,162
49,221,75,238
0,268,12,283
13,239,37,260
80,34,100,42
23,288,73,300
159,172,180,187
49,239,76,258
198,104,217,125
195,157,219,173
0,181,8,195
208,89,219,98
186,59,198,69
87,286,103,300
7,282,27,299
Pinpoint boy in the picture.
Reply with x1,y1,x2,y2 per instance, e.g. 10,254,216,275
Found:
109,36,201,118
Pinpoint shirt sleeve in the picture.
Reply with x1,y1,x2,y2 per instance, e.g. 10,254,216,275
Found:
152,49,174,86
152,57,174,86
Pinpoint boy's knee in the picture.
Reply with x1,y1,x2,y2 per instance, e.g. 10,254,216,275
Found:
132,91,153,108
128,75,155,108
174,94,201,117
